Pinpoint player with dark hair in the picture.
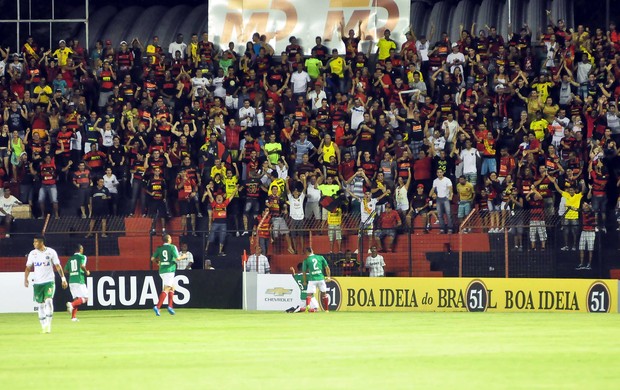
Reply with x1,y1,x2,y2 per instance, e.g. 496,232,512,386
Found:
151,234,187,316
65,244,90,321
24,236,67,333
302,248,331,312
286,263,319,313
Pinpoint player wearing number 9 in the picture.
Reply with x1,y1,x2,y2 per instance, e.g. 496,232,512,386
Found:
301,248,331,312
151,234,188,316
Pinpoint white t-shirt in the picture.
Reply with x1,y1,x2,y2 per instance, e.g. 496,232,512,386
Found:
460,148,479,174
365,254,385,277
441,120,458,143
290,71,311,94
168,42,187,58
0,195,20,216
307,90,327,111
306,184,321,203
238,106,256,127
416,40,430,61
176,251,194,270
432,177,453,198
350,105,365,129
288,193,305,220
191,77,211,96
26,247,61,284
103,174,119,194
360,198,378,225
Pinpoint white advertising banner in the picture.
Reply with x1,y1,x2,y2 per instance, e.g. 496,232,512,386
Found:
254,273,305,311
0,273,36,313
208,0,411,54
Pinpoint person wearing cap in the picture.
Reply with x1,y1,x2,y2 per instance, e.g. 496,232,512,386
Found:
52,39,73,67
116,40,134,80
446,42,465,74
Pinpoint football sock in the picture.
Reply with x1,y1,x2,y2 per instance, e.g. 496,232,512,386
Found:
72,298,84,307
322,296,329,310
306,296,311,307
157,292,167,309
38,304,46,327
44,298,54,330
168,291,174,308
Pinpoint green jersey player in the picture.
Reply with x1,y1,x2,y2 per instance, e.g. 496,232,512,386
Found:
301,248,331,312
151,234,187,316
24,236,67,333
65,244,90,321
287,263,319,313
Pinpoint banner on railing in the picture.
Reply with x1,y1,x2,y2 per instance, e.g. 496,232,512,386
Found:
323,277,619,313
208,0,411,54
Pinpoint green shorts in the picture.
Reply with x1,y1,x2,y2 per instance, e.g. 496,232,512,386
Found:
33,282,55,303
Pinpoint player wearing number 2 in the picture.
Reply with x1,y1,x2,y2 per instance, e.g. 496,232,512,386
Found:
302,248,331,312
24,236,68,333
151,234,187,316
65,244,90,322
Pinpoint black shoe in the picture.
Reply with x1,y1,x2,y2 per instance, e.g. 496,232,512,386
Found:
285,306,297,313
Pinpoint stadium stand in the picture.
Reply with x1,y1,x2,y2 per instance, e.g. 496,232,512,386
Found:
1,0,620,280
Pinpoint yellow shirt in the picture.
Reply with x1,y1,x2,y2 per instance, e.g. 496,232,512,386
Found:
327,208,342,226
269,178,286,197
224,176,238,198
377,38,396,60
210,165,226,180
52,47,74,67
530,119,549,140
329,57,346,78
533,81,553,103
321,142,336,163
33,85,53,104
562,191,583,220
457,182,475,202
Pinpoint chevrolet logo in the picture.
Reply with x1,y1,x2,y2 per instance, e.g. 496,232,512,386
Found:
266,287,293,296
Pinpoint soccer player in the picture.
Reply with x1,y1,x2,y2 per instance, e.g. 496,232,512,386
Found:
301,248,331,312
65,244,90,321
151,234,187,316
287,263,319,313
24,236,68,333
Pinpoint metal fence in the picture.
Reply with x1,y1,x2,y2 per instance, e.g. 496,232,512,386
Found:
0,212,613,279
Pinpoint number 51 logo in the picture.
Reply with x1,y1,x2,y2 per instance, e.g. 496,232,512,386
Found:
586,282,611,313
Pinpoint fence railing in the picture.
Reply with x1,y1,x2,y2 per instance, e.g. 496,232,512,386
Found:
0,212,613,279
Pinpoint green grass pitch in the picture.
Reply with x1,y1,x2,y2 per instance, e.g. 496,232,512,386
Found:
1,309,619,389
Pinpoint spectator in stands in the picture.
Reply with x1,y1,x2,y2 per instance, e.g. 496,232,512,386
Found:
0,185,21,237
365,246,385,277
204,182,239,256
86,177,110,238
375,202,401,252
176,242,195,270
246,245,270,274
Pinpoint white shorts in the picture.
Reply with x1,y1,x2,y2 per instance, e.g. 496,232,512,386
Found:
306,280,327,294
69,283,88,299
160,272,176,288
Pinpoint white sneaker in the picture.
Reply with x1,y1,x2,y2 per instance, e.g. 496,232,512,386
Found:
71,318,79,322
66,302,73,314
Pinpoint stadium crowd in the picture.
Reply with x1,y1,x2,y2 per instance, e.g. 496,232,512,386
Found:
0,12,620,263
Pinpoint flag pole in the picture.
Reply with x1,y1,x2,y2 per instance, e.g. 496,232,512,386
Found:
242,249,248,311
